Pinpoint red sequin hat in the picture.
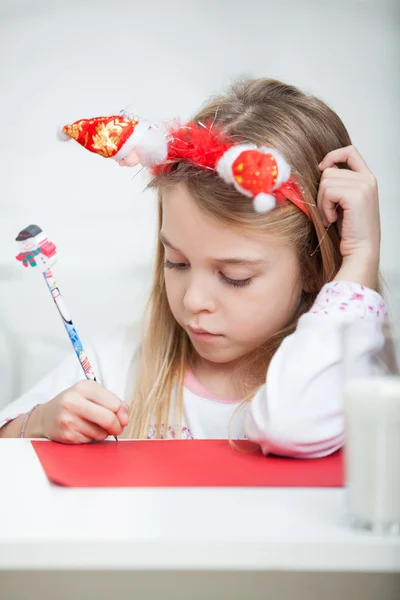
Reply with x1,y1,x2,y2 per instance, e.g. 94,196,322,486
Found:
58,112,168,166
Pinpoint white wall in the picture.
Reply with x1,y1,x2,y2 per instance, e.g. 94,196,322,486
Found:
0,0,399,406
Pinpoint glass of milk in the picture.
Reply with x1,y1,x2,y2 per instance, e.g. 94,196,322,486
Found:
343,321,400,535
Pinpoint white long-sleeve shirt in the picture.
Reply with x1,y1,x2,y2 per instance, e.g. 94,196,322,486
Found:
0,281,386,457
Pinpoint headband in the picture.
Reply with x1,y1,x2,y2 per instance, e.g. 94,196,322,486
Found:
58,111,309,217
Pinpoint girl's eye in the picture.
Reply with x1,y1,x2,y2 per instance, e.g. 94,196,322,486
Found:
164,259,189,270
164,259,252,288
220,274,252,288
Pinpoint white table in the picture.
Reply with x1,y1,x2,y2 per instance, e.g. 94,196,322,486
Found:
0,439,399,600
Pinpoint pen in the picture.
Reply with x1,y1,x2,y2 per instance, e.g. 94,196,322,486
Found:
15,224,118,441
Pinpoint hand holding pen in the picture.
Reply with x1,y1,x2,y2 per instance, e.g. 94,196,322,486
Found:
33,380,129,443
15,225,127,442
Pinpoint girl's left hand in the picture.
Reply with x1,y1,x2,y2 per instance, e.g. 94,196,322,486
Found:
317,145,381,288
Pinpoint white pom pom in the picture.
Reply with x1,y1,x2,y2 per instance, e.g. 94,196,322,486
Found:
114,120,168,166
253,193,276,213
57,126,70,142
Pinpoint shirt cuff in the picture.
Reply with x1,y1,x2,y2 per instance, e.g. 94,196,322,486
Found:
310,281,387,324
0,414,22,431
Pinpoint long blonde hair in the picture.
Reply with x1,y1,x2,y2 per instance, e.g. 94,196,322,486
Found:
124,78,380,439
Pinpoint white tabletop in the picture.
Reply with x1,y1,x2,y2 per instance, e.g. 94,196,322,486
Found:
0,439,399,572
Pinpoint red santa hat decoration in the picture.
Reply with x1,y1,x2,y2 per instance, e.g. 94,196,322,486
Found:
216,144,290,213
58,111,168,167
58,112,309,217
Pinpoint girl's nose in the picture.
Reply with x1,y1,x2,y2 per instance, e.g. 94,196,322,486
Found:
183,275,216,314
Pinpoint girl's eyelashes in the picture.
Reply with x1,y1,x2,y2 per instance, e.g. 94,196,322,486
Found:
221,275,252,288
163,259,252,288
164,258,189,270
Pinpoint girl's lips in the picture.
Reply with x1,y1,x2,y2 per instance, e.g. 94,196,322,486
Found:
188,327,222,338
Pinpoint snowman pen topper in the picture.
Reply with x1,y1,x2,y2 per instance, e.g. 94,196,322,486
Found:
15,225,118,441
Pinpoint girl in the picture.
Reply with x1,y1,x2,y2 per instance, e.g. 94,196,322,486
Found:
0,79,385,457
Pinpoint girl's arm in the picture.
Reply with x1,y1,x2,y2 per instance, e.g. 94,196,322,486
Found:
245,145,384,458
244,280,386,458
0,352,88,437
0,324,138,438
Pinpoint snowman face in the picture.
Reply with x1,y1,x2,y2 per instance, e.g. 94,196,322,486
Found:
20,238,35,252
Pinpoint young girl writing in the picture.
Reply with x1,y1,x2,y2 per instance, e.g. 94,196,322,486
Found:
0,78,385,457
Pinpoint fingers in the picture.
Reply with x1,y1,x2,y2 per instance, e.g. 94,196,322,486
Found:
317,168,376,227
61,417,110,444
43,383,131,444
116,402,130,428
318,145,371,174
62,382,129,437
69,395,124,436
318,187,347,227
63,433,92,445
318,168,363,181
319,178,371,195
75,418,110,442
74,380,122,413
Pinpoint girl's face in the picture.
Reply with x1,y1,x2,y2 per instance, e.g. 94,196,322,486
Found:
162,184,303,366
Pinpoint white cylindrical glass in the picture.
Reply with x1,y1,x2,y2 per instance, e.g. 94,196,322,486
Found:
343,322,400,535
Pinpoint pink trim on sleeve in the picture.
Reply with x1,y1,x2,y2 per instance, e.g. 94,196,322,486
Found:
0,415,22,430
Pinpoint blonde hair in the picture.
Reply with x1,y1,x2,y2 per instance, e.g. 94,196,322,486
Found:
124,78,380,439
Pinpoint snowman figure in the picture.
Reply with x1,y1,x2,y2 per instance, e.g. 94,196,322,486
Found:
15,224,57,272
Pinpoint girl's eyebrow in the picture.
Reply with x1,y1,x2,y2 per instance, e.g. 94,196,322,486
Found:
159,232,267,266
159,232,176,250
214,257,267,266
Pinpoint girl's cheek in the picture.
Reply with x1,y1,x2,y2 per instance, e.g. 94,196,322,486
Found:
165,276,183,304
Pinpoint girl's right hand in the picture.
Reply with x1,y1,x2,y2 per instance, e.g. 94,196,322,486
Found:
36,381,129,443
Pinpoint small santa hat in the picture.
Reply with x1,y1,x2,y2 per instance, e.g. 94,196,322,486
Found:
58,113,168,167
216,144,293,214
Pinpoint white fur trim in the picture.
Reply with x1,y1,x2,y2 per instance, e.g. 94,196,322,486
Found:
253,193,276,213
216,144,256,197
135,126,168,165
259,147,291,190
57,126,70,141
114,119,168,165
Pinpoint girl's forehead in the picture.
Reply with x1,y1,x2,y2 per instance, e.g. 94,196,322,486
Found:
160,184,292,259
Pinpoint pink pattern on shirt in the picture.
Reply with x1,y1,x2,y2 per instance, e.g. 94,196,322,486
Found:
147,424,193,440
310,281,386,324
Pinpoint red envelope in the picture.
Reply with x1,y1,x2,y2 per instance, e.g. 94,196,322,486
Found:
31,440,344,488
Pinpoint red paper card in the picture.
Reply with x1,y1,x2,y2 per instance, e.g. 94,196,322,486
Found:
31,440,344,488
